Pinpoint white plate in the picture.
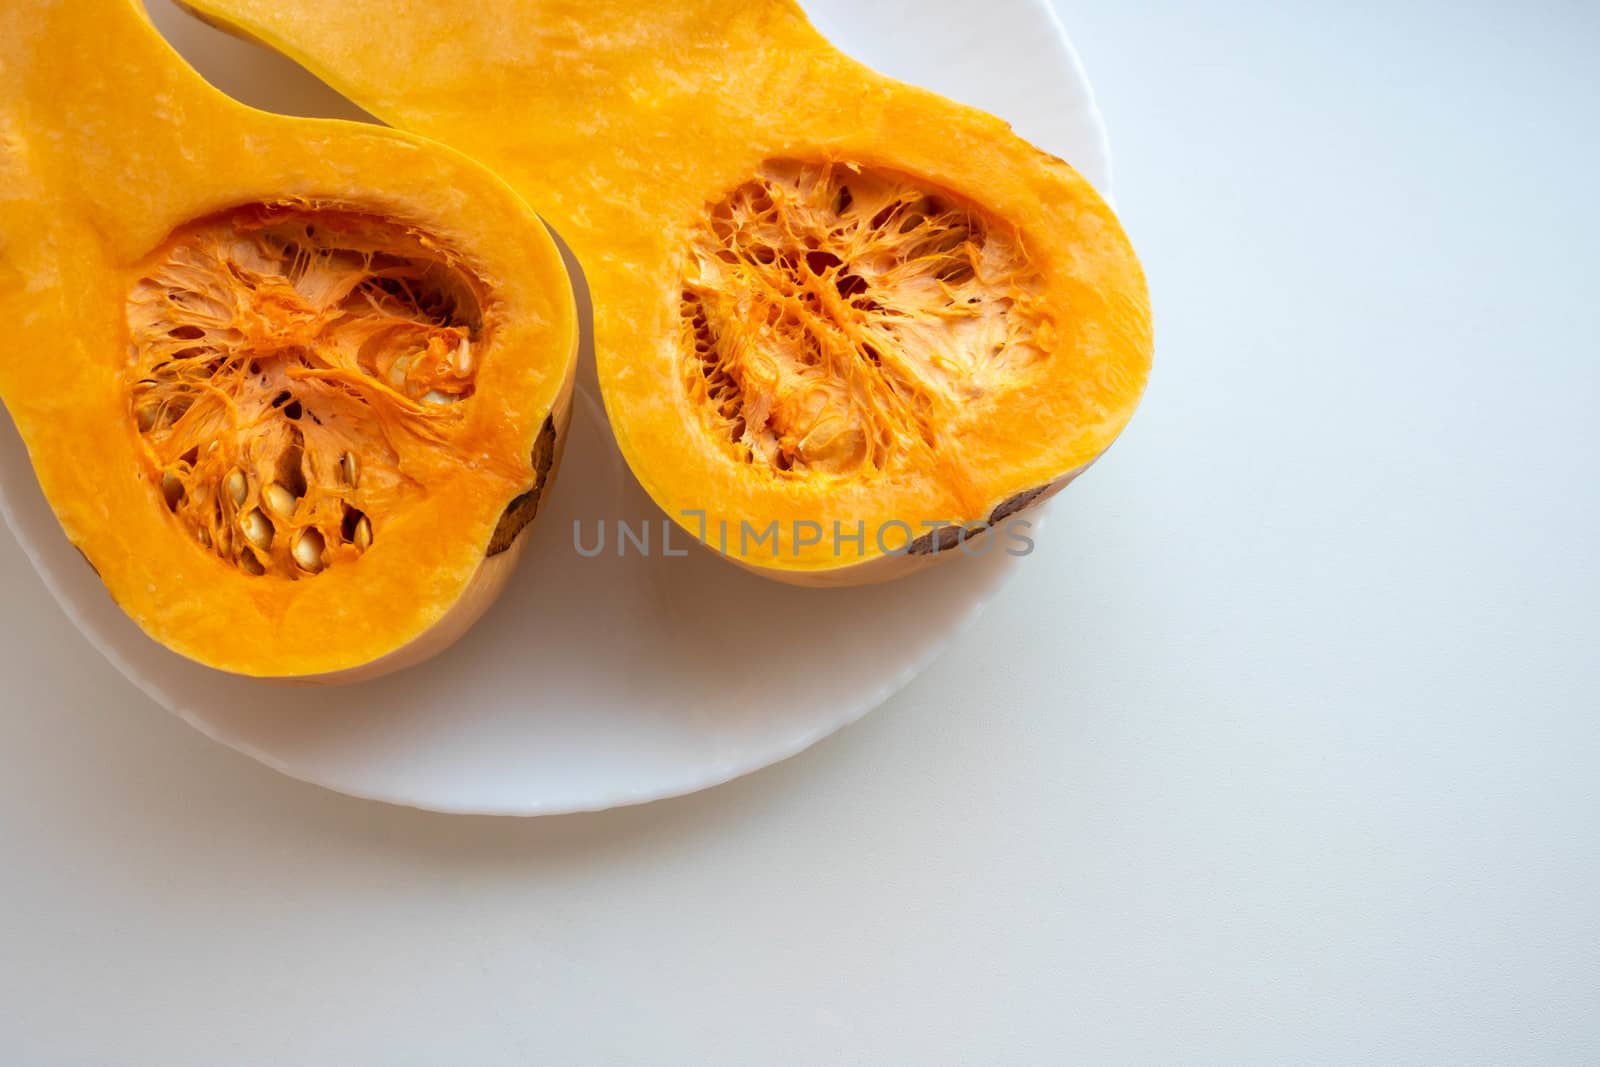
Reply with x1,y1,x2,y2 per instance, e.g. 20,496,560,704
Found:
0,0,1109,814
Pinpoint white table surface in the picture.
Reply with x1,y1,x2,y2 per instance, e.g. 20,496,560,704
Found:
4,2,1597,1063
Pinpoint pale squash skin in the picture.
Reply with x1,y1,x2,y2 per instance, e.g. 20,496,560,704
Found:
183,0,1152,584
0,0,578,677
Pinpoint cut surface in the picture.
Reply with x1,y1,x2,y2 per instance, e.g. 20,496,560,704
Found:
680,160,1047,478
166,0,1151,582
126,204,488,579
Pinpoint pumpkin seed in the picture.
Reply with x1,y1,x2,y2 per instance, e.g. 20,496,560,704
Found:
240,508,272,548
389,353,413,389
292,528,326,572
263,481,296,518
160,471,185,510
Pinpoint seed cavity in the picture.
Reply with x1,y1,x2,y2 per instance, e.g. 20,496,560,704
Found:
126,204,490,579
681,160,1046,477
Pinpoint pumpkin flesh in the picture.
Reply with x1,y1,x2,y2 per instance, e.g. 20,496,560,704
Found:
0,0,578,676
181,0,1152,581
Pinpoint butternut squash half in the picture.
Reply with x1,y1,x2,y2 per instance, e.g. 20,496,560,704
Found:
182,0,1151,584
0,0,578,678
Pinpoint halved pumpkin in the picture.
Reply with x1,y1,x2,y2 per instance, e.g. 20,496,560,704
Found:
0,0,578,678
183,0,1151,584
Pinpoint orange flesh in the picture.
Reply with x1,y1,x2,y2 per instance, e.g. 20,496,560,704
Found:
166,0,1153,576
681,161,1045,488
126,205,489,579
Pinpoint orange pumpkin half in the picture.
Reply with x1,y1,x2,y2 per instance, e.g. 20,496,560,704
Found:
0,0,578,678
183,0,1151,584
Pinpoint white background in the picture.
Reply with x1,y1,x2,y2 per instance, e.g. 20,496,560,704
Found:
3,1,1598,1063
